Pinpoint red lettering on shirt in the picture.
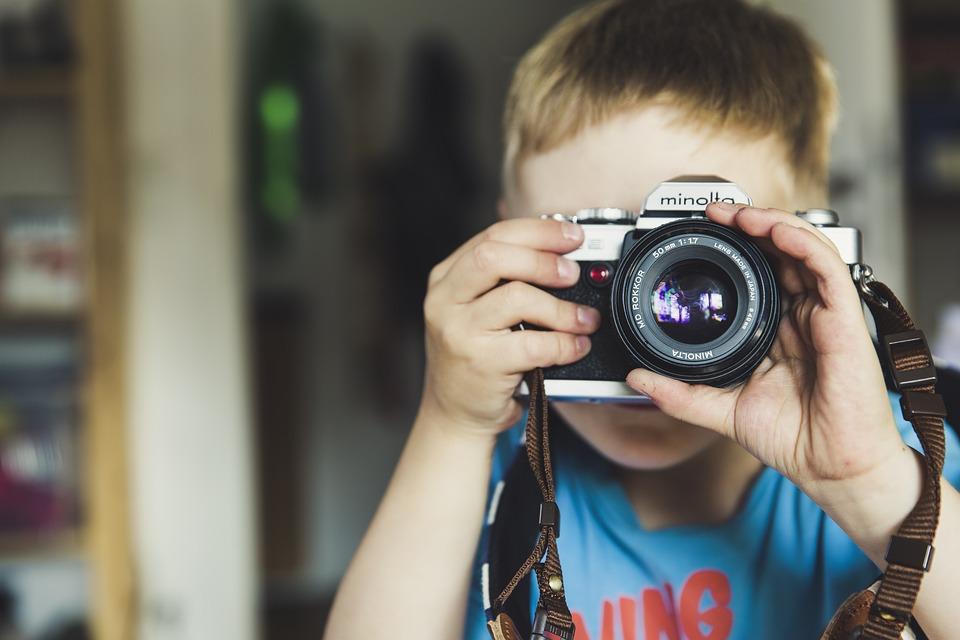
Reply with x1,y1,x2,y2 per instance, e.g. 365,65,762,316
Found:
642,587,679,640
619,596,637,640
601,599,615,640
679,570,733,640
569,570,733,639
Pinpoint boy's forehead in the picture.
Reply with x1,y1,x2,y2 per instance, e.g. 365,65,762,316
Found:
511,105,797,217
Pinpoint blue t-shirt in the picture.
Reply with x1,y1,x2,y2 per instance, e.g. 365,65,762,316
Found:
464,392,960,640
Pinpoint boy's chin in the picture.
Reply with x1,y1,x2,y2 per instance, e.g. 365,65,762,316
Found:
553,401,724,471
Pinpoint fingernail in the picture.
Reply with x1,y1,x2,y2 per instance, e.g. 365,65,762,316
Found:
558,257,579,280
577,305,600,327
575,335,591,353
711,201,737,213
561,221,583,242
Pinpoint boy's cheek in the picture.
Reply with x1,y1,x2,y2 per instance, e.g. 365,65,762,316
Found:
553,403,722,471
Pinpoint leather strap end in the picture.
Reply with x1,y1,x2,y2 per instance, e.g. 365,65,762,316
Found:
820,582,917,640
488,613,524,640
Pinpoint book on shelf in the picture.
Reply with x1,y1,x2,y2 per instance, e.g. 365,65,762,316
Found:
0,197,82,316
0,335,80,534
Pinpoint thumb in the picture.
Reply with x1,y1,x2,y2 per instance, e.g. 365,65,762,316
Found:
626,368,736,437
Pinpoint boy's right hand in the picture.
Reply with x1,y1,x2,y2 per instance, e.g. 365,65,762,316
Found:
419,218,600,439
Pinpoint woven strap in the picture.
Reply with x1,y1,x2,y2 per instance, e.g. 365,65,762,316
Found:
851,280,946,639
490,369,575,639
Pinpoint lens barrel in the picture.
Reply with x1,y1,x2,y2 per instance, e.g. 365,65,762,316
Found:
610,219,780,387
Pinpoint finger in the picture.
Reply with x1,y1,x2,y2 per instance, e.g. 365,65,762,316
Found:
490,330,592,373
469,281,601,333
728,206,832,292
706,204,825,294
771,307,810,361
768,223,861,316
430,218,584,285
773,253,812,297
626,368,736,437
704,201,748,226
435,240,581,304
707,204,838,254
748,236,812,296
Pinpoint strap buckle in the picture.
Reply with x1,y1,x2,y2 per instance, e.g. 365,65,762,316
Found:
900,390,947,421
881,330,938,390
531,608,575,640
539,501,560,538
885,535,935,572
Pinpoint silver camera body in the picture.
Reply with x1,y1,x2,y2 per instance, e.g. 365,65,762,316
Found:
521,176,862,403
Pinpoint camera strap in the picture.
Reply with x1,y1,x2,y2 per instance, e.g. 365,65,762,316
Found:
821,272,946,640
486,269,946,640
487,368,575,640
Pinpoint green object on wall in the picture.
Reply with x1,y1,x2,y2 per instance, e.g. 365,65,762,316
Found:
259,84,301,223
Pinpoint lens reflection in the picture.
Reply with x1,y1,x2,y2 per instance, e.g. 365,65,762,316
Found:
651,260,738,345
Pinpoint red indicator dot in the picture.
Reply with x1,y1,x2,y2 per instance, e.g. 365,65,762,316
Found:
588,263,611,285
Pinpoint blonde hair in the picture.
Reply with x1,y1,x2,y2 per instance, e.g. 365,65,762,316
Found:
503,0,838,197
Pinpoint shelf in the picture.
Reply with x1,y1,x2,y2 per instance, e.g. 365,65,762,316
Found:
0,311,83,333
0,528,84,562
0,68,74,101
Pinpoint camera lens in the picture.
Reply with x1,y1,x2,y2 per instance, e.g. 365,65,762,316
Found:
610,219,779,387
650,260,738,345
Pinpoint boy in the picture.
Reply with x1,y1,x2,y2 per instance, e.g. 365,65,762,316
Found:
325,1,960,638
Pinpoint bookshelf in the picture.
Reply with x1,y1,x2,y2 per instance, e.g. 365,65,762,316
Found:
0,0,131,638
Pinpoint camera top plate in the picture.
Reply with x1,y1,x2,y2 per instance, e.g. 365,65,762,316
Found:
640,175,752,217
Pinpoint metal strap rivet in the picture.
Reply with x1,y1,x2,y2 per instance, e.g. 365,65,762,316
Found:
548,575,563,592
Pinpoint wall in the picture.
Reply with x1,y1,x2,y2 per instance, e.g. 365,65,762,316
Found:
764,0,907,297
244,0,585,593
124,0,257,638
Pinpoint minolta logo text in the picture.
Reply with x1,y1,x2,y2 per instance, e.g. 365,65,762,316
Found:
660,191,736,207
672,349,715,361
641,179,751,214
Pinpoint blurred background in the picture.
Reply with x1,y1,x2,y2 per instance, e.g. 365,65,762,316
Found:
0,0,956,638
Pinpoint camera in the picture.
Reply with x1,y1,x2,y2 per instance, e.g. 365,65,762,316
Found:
521,175,862,403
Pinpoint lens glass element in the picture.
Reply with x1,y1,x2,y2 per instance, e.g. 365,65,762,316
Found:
650,260,738,345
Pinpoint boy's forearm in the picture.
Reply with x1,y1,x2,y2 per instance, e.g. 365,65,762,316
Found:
812,447,959,638
324,407,498,640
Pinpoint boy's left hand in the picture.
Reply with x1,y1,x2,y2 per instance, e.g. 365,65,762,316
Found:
625,202,918,515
